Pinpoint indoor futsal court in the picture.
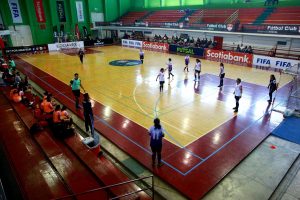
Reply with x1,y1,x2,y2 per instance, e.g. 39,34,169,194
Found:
1,0,300,199
12,45,294,198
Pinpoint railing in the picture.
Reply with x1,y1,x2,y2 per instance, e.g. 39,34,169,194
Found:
52,175,154,200
225,9,239,24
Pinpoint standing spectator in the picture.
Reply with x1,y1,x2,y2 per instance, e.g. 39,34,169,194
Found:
218,63,225,88
82,93,94,137
268,74,277,104
78,48,85,64
233,78,243,113
236,44,241,52
149,118,165,167
70,73,85,109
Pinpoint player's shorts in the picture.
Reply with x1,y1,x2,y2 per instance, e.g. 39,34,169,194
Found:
140,55,144,60
195,70,201,74
159,81,165,86
72,90,80,97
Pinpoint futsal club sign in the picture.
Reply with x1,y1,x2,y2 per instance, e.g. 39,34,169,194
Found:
205,49,253,67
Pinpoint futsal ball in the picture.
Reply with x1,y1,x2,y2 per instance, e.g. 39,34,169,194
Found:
283,109,294,118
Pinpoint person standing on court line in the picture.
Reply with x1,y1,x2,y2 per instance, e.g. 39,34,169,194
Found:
70,73,85,109
149,118,165,167
194,59,201,81
78,48,85,64
139,48,144,64
156,68,165,92
218,63,225,87
82,93,95,137
268,74,277,104
233,78,243,113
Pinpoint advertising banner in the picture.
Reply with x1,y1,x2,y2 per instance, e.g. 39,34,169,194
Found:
205,49,253,67
33,0,46,23
5,45,48,54
253,55,299,69
48,41,84,51
142,41,169,52
190,23,235,32
75,1,84,22
121,39,142,48
243,24,300,35
8,0,23,23
56,1,66,22
169,44,204,57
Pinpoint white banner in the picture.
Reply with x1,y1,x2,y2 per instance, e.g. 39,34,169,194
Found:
121,39,142,48
8,0,23,23
253,54,300,69
48,41,84,51
76,1,84,22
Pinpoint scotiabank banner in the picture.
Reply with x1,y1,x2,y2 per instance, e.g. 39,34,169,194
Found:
205,49,253,67
142,41,169,52
253,55,299,69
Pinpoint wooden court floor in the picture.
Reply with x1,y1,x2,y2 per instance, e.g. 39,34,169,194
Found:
19,46,293,147
15,46,294,199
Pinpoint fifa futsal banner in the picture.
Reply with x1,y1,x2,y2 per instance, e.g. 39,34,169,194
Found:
169,44,204,57
205,49,253,67
253,55,300,69
8,0,23,23
33,0,46,23
142,41,169,52
56,1,66,22
48,41,84,51
75,1,84,22
121,39,142,48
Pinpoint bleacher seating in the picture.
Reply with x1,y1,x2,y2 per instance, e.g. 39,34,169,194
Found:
202,9,236,23
119,11,148,25
188,9,203,23
143,10,185,23
237,8,265,24
264,7,300,24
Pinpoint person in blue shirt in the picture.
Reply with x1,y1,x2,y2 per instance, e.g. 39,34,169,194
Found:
70,73,85,109
149,118,165,167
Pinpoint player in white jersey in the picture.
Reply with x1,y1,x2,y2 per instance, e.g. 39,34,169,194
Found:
194,59,201,81
184,55,190,72
139,49,144,64
233,78,243,113
156,68,165,92
166,58,174,79
218,63,225,87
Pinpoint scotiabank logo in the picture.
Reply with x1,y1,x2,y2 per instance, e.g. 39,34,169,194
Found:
142,42,169,51
205,49,253,65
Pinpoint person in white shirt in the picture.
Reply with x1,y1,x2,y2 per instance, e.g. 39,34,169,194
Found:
194,59,201,81
233,78,243,112
156,68,165,92
218,63,225,87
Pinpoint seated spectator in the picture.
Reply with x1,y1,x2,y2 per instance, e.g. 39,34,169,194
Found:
61,105,73,128
163,34,168,41
42,95,54,114
53,105,62,124
14,72,22,87
9,59,16,69
242,45,248,53
11,89,22,103
247,46,253,54
236,44,241,52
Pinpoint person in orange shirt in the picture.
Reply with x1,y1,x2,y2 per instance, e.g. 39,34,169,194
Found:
12,90,22,103
53,105,62,124
43,96,54,114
